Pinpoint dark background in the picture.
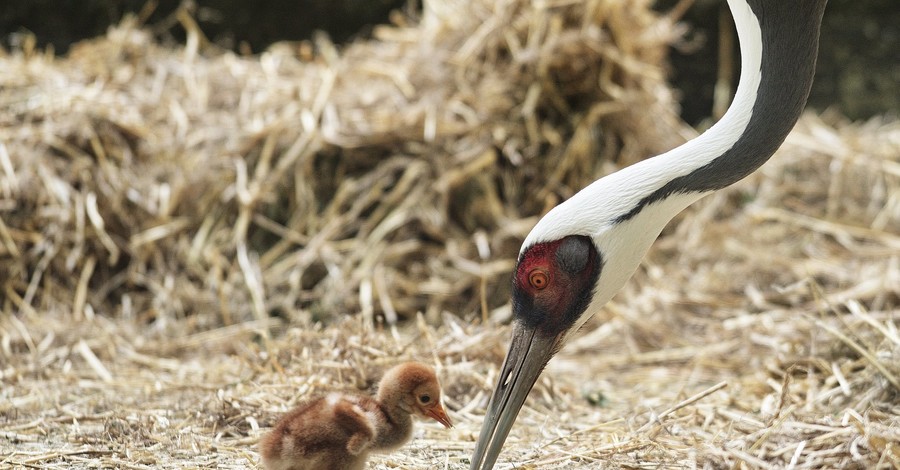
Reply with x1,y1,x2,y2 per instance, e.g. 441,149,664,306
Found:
2,0,897,124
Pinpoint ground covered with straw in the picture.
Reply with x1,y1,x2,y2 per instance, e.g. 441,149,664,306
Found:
2,0,898,469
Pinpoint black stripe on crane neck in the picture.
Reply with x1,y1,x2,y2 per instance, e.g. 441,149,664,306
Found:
615,0,826,224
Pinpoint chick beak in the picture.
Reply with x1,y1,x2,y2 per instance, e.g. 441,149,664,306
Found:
469,322,562,470
424,403,453,428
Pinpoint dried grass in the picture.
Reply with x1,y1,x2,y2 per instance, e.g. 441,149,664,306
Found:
1,0,899,469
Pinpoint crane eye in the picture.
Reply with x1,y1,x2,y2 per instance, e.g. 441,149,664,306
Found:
419,395,431,404
529,270,549,290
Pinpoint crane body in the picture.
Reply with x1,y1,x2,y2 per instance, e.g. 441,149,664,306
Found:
470,1,828,468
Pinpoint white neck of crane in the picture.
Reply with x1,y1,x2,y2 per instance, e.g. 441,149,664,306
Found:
520,0,763,336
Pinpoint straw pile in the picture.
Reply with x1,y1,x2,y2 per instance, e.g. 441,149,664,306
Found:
2,0,898,469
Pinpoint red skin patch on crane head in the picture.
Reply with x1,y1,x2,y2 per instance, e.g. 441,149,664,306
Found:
512,235,602,337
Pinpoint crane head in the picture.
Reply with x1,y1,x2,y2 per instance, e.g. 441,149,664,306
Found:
512,235,602,340
471,235,602,468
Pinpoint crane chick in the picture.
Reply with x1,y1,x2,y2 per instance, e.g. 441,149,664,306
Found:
259,362,453,470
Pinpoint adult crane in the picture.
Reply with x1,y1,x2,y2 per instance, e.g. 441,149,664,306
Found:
469,1,827,468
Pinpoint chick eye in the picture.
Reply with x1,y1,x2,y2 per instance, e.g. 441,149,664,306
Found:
419,395,431,404
529,270,549,290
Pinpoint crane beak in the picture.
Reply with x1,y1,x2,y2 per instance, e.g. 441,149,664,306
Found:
470,322,562,470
